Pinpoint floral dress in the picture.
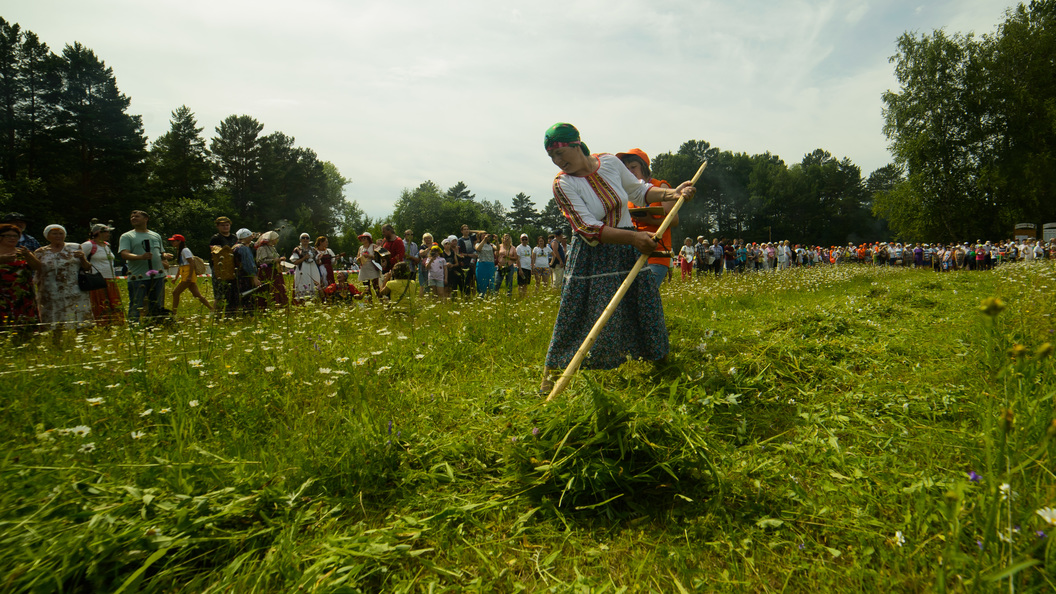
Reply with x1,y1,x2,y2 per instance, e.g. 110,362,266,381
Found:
35,244,91,328
0,258,38,329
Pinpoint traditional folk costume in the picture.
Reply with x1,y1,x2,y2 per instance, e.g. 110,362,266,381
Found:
545,153,668,370
291,245,321,302
255,241,288,308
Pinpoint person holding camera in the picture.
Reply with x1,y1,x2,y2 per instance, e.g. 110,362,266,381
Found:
118,210,166,324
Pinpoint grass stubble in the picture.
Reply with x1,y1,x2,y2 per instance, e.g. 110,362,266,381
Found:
1,263,1055,592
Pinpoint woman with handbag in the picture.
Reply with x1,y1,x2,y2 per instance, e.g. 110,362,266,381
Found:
168,233,214,316
80,223,125,326
35,224,92,347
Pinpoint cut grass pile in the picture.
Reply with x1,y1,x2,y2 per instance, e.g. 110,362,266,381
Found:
1,263,1055,592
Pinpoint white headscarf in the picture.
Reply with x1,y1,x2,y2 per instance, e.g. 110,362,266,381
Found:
43,224,67,239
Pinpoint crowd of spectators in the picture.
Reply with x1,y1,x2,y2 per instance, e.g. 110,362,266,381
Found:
2,208,1055,346
674,237,1056,278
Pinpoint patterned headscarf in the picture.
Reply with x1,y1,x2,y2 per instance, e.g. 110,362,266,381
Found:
544,123,590,156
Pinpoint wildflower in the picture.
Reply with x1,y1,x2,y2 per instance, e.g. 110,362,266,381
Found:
67,425,91,438
264,366,276,372
377,366,391,374
105,383,121,389
131,431,146,440
371,351,383,356
78,442,96,453
1037,530,1047,538
895,531,905,547
188,359,204,368
415,354,425,360
388,420,393,435
319,368,332,374
1036,343,1054,359
1036,507,1056,526
188,400,199,408
728,367,737,376
73,380,88,386
532,427,540,436
228,371,239,376
968,471,981,483
140,409,153,417
979,297,1005,317
159,408,170,414
86,397,105,406
1000,483,1013,501
335,357,349,363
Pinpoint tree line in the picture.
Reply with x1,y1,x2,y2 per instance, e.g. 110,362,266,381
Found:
0,18,356,259
4,3,1053,256
878,0,1056,242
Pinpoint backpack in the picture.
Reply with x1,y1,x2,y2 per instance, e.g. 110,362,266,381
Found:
191,255,207,275
212,245,235,280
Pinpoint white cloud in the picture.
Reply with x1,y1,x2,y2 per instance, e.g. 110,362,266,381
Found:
4,0,1013,218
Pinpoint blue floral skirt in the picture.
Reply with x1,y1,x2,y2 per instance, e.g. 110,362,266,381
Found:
544,234,668,370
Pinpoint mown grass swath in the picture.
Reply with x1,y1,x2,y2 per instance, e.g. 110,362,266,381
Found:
2,263,1055,591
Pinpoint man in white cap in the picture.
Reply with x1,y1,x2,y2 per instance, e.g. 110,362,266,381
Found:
232,228,261,314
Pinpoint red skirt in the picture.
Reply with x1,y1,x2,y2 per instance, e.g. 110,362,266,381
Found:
90,279,125,326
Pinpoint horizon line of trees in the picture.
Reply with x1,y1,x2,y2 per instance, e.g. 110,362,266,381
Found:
4,4,1053,257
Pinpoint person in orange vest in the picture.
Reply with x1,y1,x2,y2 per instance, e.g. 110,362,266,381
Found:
616,148,677,290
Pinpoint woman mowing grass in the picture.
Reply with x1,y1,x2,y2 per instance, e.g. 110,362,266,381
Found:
538,123,696,393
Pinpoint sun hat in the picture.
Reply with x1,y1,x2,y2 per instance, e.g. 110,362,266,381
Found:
215,216,231,224
520,233,528,240
358,232,373,241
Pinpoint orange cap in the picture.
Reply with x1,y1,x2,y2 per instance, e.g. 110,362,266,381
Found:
616,148,650,170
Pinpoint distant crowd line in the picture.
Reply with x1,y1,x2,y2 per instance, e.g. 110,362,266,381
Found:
2,208,1053,347
671,237,1056,278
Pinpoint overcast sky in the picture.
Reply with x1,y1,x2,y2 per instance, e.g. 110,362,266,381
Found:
6,0,1013,219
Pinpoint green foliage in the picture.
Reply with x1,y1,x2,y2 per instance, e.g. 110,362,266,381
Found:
883,2,1056,241
391,180,499,239
2,264,1055,590
508,383,722,516
507,192,537,229
653,142,877,245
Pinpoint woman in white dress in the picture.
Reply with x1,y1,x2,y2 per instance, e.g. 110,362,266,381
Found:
356,232,381,299
36,224,92,346
290,233,321,302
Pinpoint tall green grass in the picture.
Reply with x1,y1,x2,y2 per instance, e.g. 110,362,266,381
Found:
1,263,1054,591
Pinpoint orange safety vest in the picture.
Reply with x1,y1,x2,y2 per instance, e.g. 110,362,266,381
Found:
627,178,673,266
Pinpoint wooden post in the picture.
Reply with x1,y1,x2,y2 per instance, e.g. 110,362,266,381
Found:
545,161,708,402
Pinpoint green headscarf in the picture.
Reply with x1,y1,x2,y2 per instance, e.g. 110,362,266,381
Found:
544,123,590,156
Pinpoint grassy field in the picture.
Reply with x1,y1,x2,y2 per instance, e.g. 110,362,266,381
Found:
2,263,1055,592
